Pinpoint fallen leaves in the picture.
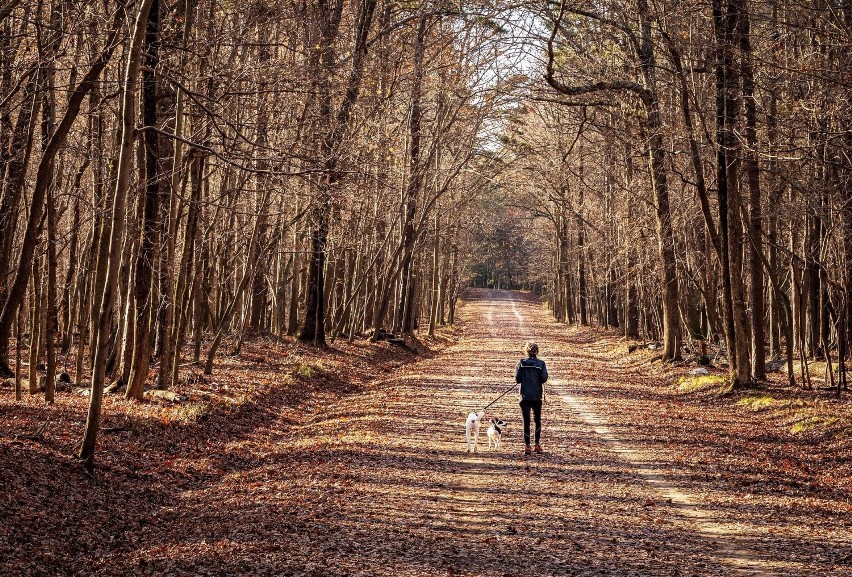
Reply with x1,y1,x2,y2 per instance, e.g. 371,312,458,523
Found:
2,291,852,575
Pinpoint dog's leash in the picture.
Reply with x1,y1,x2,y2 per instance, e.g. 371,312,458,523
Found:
481,383,517,412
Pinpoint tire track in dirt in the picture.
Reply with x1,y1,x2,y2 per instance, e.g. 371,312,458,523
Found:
556,394,775,576
506,289,778,576
516,290,848,576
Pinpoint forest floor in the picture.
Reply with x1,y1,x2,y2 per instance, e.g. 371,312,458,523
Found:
2,288,852,576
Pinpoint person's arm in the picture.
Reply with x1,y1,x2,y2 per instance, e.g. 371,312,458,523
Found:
515,360,522,384
541,361,548,383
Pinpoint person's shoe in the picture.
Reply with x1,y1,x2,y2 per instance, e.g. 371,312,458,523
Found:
534,444,543,454
524,445,532,455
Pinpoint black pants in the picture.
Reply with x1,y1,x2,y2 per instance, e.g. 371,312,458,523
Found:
520,398,542,446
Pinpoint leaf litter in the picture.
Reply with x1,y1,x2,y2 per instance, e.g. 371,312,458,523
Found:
1,289,851,576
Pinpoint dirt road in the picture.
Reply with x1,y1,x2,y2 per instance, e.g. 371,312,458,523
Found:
102,288,850,576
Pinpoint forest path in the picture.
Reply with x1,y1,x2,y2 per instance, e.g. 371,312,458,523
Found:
143,288,848,576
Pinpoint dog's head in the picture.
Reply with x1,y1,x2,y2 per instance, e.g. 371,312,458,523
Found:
490,418,508,430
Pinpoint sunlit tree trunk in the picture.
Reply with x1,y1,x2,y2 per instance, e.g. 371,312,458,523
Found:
126,0,160,400
637,0,681,361
80,0,154,470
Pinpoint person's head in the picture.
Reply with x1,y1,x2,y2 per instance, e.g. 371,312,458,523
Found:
525,341,539,358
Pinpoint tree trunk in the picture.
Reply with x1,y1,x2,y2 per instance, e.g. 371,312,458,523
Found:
427,217,440,336
845,184,852,360
171,153,202,383
60,189,82,353
725,0,753,387
805,206,822,358
577,188,588,326
44,180,58,403
14,304,22,400
126,0,160,400
395,16,427,336
300,0,376,346
287,228,301,336
713,0,750,385
28,256,42,394
638,0,681,361
765,0,782,360
80,0,154,470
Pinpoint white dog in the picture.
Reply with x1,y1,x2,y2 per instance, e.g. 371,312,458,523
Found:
465,411,485,453
487,418,509,451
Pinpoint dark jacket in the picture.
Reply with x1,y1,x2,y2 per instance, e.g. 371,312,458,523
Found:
516,356,548,401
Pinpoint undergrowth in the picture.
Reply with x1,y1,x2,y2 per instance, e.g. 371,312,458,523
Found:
674,374,727,392
735,393,846,435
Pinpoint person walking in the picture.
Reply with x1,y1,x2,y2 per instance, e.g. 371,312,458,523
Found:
516,341,548,455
